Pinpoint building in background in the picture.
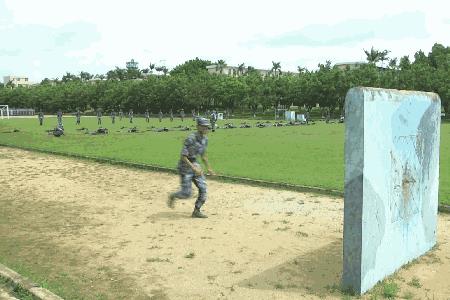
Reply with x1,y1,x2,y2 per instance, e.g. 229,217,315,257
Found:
206,65,271,77
3,76,33,87
333,61,367,71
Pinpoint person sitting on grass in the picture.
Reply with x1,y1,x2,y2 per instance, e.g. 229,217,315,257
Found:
128,126,138,133
50,125,64,137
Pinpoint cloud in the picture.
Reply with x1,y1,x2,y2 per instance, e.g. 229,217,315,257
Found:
0,49,21,56
0,21,102,81
0,0,11,24
251,11,429,47
1,22,100,53
1,0,446,81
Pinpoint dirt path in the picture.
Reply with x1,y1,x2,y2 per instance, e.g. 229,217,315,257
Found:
0,147,448,300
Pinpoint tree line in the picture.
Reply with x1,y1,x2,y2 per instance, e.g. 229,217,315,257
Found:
0,43,448,116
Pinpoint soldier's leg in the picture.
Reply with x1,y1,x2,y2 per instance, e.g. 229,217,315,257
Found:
192,174,207,209
173,173,193,199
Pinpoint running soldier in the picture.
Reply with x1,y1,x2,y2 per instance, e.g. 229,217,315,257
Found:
119,109,124,121
111,110,116,124
38,111,44,126
129,109,134,123
97,109,102,125
210,110,217,132
145,109,150,123
168,117,215,218
159,110,163,122
75,109,81,125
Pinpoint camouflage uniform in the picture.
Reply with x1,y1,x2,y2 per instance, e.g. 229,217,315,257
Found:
173,131,208,210
38,111,44,126
180,109,185,122
210,111,217,132
75,110,81,125
56,110,63,127
111,111,116,124
97,110,102,125
129,110,134,123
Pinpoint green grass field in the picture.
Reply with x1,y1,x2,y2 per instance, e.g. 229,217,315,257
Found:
0,116,448,205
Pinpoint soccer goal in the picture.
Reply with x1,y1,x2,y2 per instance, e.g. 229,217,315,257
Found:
0,105,10,119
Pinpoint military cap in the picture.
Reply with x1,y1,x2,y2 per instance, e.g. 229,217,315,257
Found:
196,117,210,127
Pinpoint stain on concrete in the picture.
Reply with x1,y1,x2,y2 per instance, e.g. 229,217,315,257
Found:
361,177,386,282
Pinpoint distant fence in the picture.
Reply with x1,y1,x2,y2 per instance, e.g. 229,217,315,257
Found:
8,108,35,116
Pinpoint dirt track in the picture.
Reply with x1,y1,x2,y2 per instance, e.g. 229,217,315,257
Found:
0,147,449,300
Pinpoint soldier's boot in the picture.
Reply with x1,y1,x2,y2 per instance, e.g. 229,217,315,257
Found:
192,208,208,218
167,193,176,209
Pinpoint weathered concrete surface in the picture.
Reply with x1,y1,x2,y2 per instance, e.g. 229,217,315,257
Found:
343,87,441,294
0,263,63,300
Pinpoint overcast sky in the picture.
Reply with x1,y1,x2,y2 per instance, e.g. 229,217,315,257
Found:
1,0,449,82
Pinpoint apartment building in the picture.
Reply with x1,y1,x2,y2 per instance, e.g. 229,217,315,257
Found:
3,76,32,87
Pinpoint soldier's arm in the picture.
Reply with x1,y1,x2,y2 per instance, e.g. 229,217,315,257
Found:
180,137,202,175
201,153,215,175
181,155,196,170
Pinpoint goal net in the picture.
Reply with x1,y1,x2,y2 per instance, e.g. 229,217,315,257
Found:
0,105,9,119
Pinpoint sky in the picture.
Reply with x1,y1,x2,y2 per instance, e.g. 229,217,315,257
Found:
1,0,449,83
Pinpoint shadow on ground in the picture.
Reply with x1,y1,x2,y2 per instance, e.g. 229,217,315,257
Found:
238,240,343,297
147,211,193,221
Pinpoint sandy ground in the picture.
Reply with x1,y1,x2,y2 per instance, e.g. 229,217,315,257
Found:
0,147,449,300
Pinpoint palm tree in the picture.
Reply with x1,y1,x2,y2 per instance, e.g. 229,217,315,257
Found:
215,59,226,74
297,66,307,74
237,63,245,76
79,71,93,81
364,47,381,64
388,58,398,69
379,50,391,68
5,80,14,89
149,63,156,74
364,47,390,66
271,61,281,77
